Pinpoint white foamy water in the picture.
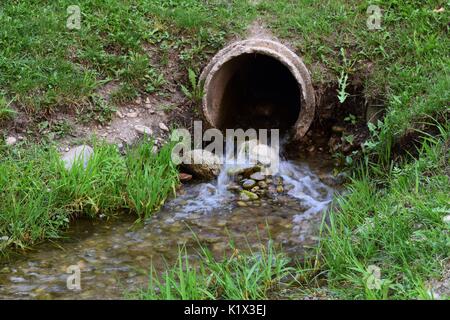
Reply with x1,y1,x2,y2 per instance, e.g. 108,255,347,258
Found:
169,142,334,219
278,161,334,221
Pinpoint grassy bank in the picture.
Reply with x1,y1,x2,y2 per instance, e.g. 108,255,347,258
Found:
318,122,449,299
0,140,178,253
0,0,255,124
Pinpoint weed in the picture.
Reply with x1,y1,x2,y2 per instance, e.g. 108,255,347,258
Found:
318,123,450,299
0,97,16,122
180,68,204,104
77,95,116,125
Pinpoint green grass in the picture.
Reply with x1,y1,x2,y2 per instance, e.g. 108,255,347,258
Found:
0,139,178,253
125,139,179,220
0,0,256,123
131,241,294,300
314,122,450,299
0,96,16,122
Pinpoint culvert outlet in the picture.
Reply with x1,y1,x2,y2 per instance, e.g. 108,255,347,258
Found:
200,39,315,139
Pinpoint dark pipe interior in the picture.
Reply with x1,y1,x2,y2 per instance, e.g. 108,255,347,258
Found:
217,53,301,133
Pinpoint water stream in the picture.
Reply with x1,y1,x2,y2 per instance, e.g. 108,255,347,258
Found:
0,153,338,299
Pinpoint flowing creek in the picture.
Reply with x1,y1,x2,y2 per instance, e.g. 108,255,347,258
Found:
0,154,340,299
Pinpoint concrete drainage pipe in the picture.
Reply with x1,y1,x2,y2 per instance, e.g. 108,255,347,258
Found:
200,39,315,139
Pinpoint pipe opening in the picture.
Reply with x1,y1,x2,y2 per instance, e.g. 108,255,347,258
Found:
202,39,315,139
213,53,301,133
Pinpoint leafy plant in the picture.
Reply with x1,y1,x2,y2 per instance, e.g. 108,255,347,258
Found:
145,68,167,94
125,140,179,219
345,114,357,125
77,95,117,125
336,48,356,104
337,70,350,103
180,68,204,104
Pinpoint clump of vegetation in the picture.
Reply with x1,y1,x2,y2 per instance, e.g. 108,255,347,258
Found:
299,122,450,299
131,241,293,300
76,95,117,125
0,140,178,253
180,68,204,105
125,140,179,220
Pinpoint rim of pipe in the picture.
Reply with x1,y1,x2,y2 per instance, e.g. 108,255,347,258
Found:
200,38,316,140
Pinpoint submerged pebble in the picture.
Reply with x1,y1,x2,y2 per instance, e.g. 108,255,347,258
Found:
250,172,265,181
242,179,256,189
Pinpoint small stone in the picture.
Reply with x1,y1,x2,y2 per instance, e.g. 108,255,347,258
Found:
285,183,295,191
134,125,153,135
250,186,260,193
159,122,169,132
257,181,268,189
5,137,17,146
250,172,265,181
332,125,345,133
182,149,222,180
242,179,256,189
307,145,316,153
276,186,284,193
240,190,259,201
127,112,138,118
237,201,248,207
116,111,124,118
227,184,242,192
228,165,261,179
61,145,94,170
0,236,9,241
443,215,450,224
135,97,142,104
239,192,250,201
0,267,10,273
178,173,193,183
206,185,216,195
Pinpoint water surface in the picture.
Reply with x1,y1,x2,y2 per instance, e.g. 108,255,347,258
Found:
0,158,338,299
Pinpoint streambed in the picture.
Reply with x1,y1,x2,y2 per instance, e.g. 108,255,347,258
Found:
0,157,339,299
